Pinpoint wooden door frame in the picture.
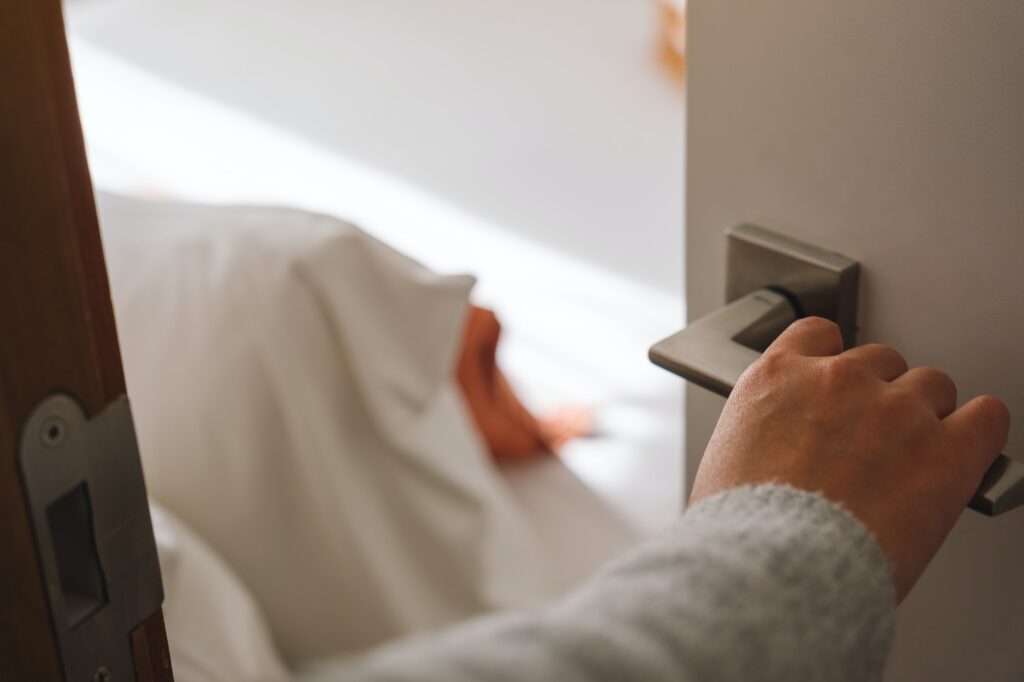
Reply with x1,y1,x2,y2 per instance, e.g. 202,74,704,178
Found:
0,0,172,679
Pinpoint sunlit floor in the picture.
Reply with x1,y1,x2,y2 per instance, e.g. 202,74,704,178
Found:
64,0,685,533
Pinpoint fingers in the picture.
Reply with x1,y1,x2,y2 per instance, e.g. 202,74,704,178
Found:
769,317,844,357
945,395,1011,479
843,344,910,382
893,367,957,417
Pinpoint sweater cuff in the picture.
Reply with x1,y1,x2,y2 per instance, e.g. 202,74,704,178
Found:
681,484,896,680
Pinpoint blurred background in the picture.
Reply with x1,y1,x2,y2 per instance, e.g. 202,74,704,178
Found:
63,0,686,533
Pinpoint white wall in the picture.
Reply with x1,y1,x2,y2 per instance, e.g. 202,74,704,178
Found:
66,0,685,294
686,1,1024,679
64,1,687,531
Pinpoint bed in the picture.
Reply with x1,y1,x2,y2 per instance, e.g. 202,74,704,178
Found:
99,193,640,679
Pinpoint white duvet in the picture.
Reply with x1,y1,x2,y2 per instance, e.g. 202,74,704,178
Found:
99,194,560,666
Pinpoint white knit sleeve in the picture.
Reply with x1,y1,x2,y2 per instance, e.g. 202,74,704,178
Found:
302,485,895,682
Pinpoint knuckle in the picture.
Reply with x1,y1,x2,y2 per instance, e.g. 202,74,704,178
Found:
749,348,787,379
885,346,909,371
753,350,780,370
794,316,840,336
919,366,956,391
866,343,909,371
918,365,947,379
975,395,1011,427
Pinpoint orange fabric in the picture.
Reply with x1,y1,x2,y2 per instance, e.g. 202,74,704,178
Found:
456,306,549,460
456,306,595,461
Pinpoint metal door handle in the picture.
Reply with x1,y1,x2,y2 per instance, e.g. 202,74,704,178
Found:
650,287,1024,516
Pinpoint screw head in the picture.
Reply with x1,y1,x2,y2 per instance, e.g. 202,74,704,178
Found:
40,416,66,448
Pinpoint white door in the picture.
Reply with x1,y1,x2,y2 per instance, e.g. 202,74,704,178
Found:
685,2,1023,680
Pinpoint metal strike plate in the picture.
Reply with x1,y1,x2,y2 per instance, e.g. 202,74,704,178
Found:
19,395,163,682
726,224,860,348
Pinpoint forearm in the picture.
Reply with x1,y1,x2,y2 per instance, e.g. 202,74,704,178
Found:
306,485,895,682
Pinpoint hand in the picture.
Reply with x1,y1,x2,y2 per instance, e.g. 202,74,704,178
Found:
689,317,1010,601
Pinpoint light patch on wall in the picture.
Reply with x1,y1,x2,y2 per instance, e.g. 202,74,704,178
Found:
69,37,683,531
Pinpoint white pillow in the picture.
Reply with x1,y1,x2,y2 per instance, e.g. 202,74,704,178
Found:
100,194,557,665
151,502,290,682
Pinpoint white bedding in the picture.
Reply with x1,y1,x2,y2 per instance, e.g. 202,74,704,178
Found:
100,194,561,664
152,502,289,682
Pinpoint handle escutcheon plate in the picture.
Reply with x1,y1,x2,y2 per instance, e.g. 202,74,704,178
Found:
652,224,1023,517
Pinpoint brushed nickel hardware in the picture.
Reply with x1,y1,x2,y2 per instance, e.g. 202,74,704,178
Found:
651,224,1024,516
19,395,164,681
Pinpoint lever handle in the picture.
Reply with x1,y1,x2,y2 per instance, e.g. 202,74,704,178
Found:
650,288,1024,516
